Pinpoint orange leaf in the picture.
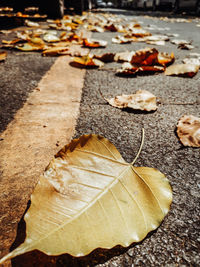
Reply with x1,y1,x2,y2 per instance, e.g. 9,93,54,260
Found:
131,48,158,66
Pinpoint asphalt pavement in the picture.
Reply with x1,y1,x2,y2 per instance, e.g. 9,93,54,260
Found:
0,8,200,267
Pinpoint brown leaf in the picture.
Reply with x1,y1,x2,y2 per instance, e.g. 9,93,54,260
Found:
104,23,118,32
165,64,199,77
93,52,115,63
131,47,158,66
177,115,200,147
116,63,138,76
106,90,157,111
0,51,7,61
178,43,194,50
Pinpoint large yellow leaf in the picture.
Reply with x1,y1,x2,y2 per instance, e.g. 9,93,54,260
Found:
0,134,172,263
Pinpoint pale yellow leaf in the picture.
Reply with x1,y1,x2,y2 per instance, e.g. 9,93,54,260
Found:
42,47,69,56
0,134,172,264
106,90,157,111
165,64,199,77
114,51,135,62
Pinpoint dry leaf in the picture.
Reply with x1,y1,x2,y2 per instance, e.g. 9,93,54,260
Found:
146,40,165,46
0,134,172,263
104,23,118,32
83,38,107,48
15,42,45,51
157,52,174,66
112,36,132,44
165,64,199,78
72,55,104,68
116,63,164,76
114,51,135,62
42,47,69,56
125,28,151,38
87,25,104,33
145,35,169,41
171,39,191,45
178,43,194,50
137,65,165,73
116,63,138,76
177,115,200,147
93,52,115,63
131,48,158,66
0,51,7,61
43,32,60,43
182,58,200,68
25,20,39,27
106,90,157,111
2,39,21,45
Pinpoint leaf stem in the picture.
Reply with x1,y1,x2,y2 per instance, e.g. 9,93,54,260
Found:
131,128,145,165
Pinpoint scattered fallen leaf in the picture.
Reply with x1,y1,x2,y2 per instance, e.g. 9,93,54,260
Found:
106,90,157,111
146,40,165,46
87,25,104,33
93,52,115,63
157,52,174,66
43,32,60,43
116,62,164,76
178,43,194,50
25,20,39,27
114,51,135,62
145,35,169,41
131,48,158,66
72,55,104,68
104,23,118,32
182,58,200,68
0,134,172,264
137,65,165,73
83,38,107,48
112,36,132,44
42,47,69,56
125,28,151,38
171,39,191,45
177,115,200,147
2,39,21,45
15,42,45,51
165,64,199,78
0,51,7,61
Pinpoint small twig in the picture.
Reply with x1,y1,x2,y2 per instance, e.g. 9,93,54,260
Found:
98,87,108,103
131,128,145,165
